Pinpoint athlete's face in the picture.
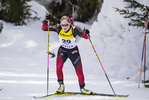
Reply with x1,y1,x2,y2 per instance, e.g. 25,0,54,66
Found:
60,19,70,32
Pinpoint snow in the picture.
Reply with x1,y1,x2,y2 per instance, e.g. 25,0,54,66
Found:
0,0,149,100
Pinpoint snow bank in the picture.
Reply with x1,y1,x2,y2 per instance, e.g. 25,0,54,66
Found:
79,0,149,82
28,1,47,21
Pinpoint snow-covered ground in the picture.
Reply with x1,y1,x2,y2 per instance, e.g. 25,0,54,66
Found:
0,0,149,100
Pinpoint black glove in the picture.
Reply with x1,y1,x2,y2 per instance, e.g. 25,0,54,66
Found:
147,23,149,30
84,29,90,35
46,12,51,20
144,13,148,19
144,13,148,18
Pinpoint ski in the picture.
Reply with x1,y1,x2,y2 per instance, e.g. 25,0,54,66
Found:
33,92,129,98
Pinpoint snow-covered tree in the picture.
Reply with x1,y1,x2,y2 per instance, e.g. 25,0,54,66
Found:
115,0,148,28
0,0,39,25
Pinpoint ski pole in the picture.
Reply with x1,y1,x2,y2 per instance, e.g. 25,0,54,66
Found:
86,32,116,95
143,33,146,88
47,20,50,95
69,2,76,23
138,30,146,88
143,6,148,88
138,6,148,88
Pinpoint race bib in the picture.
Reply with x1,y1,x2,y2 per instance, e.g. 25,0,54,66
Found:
59,37,77,49
58,27,77,49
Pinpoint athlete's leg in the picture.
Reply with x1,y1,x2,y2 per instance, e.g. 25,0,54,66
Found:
68,47,85,88
56,47,67,83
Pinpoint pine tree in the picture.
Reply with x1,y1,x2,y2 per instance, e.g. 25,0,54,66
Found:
114,0,148,28
46,0,103,23
48,0,66,24
0,0,39,25
77,0,102,22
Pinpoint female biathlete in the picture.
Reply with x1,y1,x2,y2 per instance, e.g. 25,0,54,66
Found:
42,15,92,94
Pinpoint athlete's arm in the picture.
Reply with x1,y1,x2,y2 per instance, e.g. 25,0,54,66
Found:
74,27,90,39
42,20,58,31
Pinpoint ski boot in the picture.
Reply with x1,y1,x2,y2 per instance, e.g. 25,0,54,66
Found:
56,83,65,93
80,87,93,94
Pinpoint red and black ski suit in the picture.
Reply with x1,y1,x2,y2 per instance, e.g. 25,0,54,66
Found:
42,21,90,88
